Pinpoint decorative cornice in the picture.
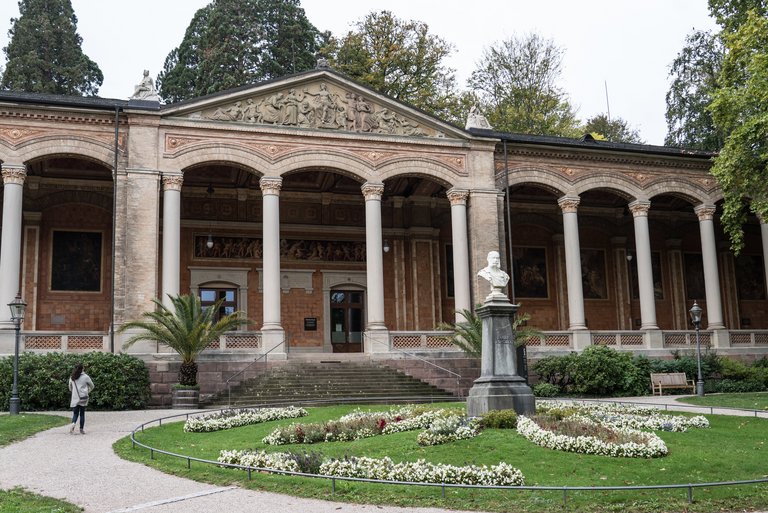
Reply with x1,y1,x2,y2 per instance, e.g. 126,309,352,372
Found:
162,175,183,191
259,176,282,195
694,204,717,221
628,200,651,217
361,182,384,201
557,195,580,213
2,166,27,185
446,188,469,206
505,147,712,171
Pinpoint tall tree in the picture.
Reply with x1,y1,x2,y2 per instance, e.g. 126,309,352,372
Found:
664,30,725,150
708,0,768,34
583,114,645,144
467,34,580,137
709,10,768,253
158,0,320,103
1,0,103,95
324,10,459,121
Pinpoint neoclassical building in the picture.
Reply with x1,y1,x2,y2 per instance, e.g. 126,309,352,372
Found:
1,64,766,381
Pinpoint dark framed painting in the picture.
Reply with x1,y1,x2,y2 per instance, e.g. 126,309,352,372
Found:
684,253,705,301
51,231,102,292
629,251,664,300
512,247,548,298
735,254,766,300
581,249,607,299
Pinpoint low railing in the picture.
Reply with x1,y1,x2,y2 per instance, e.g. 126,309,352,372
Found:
522,331,572,349
224,339,285,408
729,330,768,347
21,331,108,352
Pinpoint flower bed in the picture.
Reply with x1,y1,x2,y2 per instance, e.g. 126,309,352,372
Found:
537,401,710,432
184,406,308,433
218,450,524,486
415,415,480,446
517,415,668,458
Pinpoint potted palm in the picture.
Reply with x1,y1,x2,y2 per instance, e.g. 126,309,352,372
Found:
119,293,249,408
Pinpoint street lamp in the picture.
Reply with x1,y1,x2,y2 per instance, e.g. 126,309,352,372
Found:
8,293,27,414
688,301,705,397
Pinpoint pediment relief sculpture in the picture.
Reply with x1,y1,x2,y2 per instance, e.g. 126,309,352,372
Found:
194,81,439,137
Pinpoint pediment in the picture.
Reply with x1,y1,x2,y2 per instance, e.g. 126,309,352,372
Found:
160,70,466,139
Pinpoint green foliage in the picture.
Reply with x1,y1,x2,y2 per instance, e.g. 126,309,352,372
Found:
708,0,768,34
0,413,69,447
0,487,82,513
531,354,574,389
323,10,459,121
709,10,768,254
479,409,518,429
435,307,540,358
710,378,766,393
664,30,725,150
0,351,150,410
532,382,560,397
158,0,320,103
468,33,580,137
120,294,250,385
582,114,645,144
650,350,722,380
285,450,325,474
1,0,103,95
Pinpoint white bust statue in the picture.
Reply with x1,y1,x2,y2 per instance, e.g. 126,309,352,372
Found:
478,250,509,299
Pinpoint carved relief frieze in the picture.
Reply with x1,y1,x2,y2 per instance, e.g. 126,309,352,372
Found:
194,235,366,262
188,81,436,137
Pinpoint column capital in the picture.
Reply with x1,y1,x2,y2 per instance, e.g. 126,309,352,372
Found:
161,174,183,191
361,181,384,201
557,195,580,213
694,203,717,221
259,176,283,195
2,166,27,186
446,188,469,206
628,200,651,217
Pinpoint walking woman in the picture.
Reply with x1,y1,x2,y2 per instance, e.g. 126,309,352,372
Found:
68,363,94,434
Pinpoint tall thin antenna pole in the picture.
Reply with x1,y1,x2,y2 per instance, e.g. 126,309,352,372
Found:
604,80,611,122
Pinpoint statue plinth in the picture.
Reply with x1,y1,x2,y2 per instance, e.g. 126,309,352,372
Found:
466,294,535,417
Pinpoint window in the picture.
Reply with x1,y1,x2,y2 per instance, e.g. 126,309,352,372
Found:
200,288,237,322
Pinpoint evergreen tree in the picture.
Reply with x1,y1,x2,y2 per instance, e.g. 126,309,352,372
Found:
323,10,460,121
468,34,580,137
158,0,320,103
1,0,103,96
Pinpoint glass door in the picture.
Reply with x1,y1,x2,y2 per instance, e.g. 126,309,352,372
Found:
330,290,364,352
200,288,237,322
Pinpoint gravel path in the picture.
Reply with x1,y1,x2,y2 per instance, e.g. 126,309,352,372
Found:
0,397,765,512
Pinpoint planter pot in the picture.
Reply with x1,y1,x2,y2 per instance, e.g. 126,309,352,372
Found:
172,388,200,409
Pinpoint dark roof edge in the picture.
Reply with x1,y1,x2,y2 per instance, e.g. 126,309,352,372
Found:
468,128,716,160
0,91,161,111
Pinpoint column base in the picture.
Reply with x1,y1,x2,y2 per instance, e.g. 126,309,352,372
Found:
364,329,390,353
260,329,286,358
466,378,535,417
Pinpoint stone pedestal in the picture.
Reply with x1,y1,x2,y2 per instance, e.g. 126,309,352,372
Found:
466,299,535,417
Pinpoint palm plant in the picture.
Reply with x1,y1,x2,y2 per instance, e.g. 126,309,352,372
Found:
436,307,541,358
119,294,249,386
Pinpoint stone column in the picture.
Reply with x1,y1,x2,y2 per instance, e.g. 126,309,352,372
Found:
447,188,471,320
362,182,386,331
695,204,725,329
0,165,26,326
629,200,658,330
558,195,587,330
161,174,183,307
260,177,283,332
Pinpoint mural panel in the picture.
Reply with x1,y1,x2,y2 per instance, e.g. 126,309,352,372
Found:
51,231,102,292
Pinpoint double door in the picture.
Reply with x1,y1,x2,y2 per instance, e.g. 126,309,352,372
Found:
330,290,364,352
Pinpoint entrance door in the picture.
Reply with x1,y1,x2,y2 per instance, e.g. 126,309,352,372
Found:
330,290,364,353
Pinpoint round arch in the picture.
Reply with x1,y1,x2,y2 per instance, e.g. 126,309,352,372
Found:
15,138,116,169
167,144,265,176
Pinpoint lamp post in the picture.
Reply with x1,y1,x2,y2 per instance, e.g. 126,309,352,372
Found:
8,293,27,414
689,301,705,397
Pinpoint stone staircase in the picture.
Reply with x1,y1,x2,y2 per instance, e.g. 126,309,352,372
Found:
201,360,459,408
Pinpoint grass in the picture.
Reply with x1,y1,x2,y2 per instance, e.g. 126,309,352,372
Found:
676,392,768,410
0,413,81,512
114,403,768,513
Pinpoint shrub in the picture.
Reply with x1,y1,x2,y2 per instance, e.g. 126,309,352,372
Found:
567,346,639,396
481,409,518,429
710,379,766,393
286,450,325,473
0,351,150,410
531,354,574,389
533,383,560,397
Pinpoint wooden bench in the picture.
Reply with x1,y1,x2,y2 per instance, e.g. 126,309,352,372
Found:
650,372,696,396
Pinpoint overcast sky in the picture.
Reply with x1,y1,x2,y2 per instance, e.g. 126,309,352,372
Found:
0,0,719,145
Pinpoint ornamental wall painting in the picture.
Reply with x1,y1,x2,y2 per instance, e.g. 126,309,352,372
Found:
629,251,664,300
684,253,705,301
735,254,766,300
512,247,548,298
195,235,366,262
581,249,607,299
51,231,102,292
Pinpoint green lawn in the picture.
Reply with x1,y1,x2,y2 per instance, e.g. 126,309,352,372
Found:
676,392,768,410
0,414,81,512
114,403,768,513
